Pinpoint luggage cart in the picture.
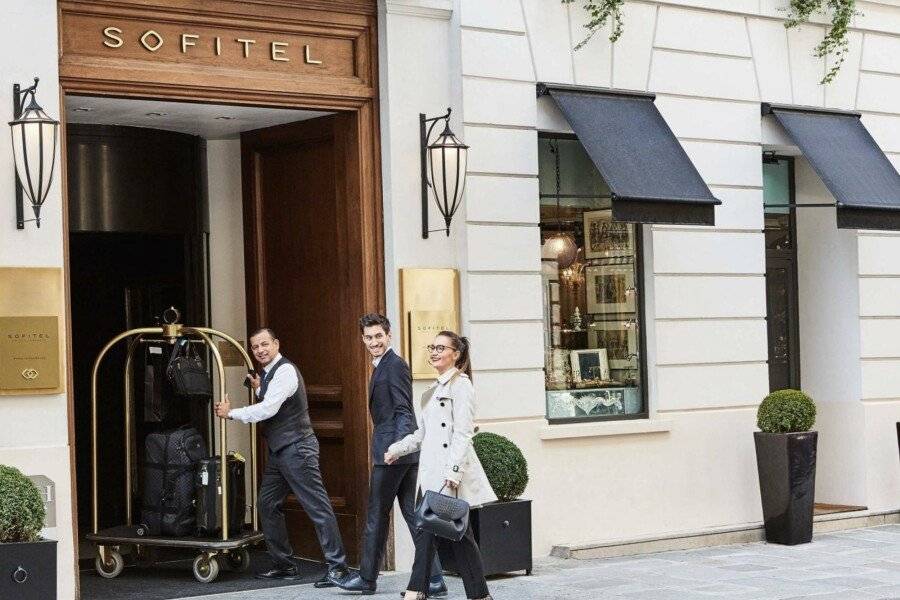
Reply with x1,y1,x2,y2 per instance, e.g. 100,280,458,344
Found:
85,311,263,583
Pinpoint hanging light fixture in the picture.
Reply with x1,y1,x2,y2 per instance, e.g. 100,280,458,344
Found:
544,138,577,268
9,78,59,229
420,107,469,238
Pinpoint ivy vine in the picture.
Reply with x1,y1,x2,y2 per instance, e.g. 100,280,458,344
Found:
562,0,859,85
784,0,858,85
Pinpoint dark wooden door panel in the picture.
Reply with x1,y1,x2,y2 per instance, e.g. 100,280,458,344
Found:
242,114,373,566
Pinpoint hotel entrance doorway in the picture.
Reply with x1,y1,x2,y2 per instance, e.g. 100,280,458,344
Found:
59,1,382,595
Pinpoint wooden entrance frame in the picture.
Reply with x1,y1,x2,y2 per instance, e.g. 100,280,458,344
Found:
58,1,382,595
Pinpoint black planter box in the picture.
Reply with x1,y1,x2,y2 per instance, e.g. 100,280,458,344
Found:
438,499,532,577
754,431,817,545
0,539,57,600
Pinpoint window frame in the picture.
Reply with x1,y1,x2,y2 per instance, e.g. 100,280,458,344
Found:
539,132,650,424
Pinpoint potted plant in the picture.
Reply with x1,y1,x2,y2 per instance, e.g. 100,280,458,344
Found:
438,431,532,576
754,389,817,545
0,464,56,599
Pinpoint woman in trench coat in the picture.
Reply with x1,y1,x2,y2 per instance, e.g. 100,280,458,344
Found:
385,330,495,600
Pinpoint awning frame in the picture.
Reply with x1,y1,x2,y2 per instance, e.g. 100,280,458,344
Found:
538,82,721,226
762,102,900,230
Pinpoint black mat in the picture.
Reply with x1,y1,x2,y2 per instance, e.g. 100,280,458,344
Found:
80,550,324,600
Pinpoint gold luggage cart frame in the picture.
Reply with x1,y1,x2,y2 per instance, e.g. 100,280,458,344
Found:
85,320,263,583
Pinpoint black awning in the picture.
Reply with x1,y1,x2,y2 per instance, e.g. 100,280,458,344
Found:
538,83,720,225
763,103,900,230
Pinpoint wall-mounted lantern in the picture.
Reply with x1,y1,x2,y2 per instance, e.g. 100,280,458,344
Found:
420,108,469,238
9,78,59,229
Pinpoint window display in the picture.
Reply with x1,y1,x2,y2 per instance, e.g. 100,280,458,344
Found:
539,136,646,422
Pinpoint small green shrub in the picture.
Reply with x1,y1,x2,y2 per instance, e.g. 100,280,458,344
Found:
472,432,528,502
0,465,45,543
757,389,816,434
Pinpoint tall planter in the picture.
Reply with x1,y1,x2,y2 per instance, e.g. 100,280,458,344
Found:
438,499,532,576
0,539,57,599
754,431,817,545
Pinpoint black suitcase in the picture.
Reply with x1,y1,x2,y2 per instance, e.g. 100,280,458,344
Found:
195,454,246,537
141,426,207,536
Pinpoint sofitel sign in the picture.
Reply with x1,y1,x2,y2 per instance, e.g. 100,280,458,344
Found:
101,26,325,65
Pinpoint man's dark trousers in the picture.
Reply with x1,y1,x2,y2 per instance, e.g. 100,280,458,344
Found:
259,434,346,570
358,349,441,582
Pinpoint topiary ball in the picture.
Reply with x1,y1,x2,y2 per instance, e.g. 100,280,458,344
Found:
472,431,528,502
0,464,45,543
757,389,816,434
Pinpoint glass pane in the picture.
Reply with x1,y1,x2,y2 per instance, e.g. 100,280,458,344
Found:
763,159,792,250
540,136,643,421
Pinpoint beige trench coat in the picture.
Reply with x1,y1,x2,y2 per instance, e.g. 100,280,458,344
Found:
388,369,497,507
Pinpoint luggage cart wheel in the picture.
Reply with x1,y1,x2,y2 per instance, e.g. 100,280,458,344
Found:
95,549,125,579
192,554,220,583
227,548,251,572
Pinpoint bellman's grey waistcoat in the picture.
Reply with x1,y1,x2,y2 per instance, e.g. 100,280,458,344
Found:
259,357,314,451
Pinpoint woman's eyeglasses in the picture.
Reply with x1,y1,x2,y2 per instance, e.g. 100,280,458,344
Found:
425,344,457,354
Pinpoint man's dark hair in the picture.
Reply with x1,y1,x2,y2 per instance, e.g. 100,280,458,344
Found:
249,327,278,341
359,313,391,334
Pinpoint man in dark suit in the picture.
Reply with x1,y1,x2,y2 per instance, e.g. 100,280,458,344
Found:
337,314,447,596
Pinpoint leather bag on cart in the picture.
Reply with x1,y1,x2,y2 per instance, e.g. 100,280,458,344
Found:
166,337,213,399
141,426,207,536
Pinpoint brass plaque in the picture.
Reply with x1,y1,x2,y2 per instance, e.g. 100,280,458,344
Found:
399,269,460,380
0,317,61,391
217,340,247,367
408,310,457,379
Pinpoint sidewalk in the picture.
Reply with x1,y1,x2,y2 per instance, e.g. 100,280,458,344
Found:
186,524,900,600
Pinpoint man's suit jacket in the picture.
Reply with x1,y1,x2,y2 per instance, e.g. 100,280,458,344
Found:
369,349,419,466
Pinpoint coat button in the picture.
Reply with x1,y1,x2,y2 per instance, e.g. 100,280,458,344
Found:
441,423,446,427
440,402,445,407
443,443,448,448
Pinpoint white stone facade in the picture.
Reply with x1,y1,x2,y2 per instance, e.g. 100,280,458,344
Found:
380,0,900,568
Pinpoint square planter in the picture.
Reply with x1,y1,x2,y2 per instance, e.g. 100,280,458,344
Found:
754,431,817,545
0,538,57,600
438,499,532,577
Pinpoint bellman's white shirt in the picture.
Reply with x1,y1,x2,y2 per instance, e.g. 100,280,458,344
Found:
228,353,298,424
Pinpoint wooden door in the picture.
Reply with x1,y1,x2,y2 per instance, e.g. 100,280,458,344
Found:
241,114,373,565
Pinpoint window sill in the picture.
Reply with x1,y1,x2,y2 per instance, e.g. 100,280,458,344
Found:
539,418,673,440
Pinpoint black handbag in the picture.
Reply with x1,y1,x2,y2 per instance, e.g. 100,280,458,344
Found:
414,484,470,542
166,338,212,398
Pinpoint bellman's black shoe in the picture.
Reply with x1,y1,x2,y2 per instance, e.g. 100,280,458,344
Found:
429,576,449,598
337,572,377,594
255,565,302,580
313,565,351,588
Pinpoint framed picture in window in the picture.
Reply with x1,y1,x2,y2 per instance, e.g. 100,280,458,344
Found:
583,210,634,259
590,320,638,370
569,348,610,382
585,265,635,314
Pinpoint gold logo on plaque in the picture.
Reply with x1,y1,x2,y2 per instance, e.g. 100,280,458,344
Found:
22,368,39,380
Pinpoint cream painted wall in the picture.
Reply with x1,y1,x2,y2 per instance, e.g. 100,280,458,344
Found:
373,0,900,560
0,1,74,598
206,139,254,506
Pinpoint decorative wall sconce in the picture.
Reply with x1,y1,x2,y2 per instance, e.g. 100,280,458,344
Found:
9,78,59,229
420,108,469,238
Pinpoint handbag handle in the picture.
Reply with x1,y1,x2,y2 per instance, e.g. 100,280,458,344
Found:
437,483,459,498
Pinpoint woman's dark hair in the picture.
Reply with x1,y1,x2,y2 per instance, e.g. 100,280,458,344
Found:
359,313,391,334
438,330,472,380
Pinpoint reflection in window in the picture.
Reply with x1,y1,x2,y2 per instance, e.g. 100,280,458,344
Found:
539,136,646,422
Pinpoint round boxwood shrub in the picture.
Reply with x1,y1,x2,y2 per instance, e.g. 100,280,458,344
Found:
472,431,528,502
757,389,816,434
0,464,45,543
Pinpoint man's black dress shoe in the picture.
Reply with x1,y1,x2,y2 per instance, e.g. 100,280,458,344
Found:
337,572,376,594
254,566,302,580
313,565,351,588
429,577,449,598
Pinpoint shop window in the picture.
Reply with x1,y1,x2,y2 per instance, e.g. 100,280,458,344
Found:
539,135,647,423
763,155,800,391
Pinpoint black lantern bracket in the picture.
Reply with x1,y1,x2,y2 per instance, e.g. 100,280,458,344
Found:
13,78,40,229
420,107,469,239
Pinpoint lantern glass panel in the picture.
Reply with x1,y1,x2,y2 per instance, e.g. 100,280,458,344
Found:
428,137,468,215
11,119,58,206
